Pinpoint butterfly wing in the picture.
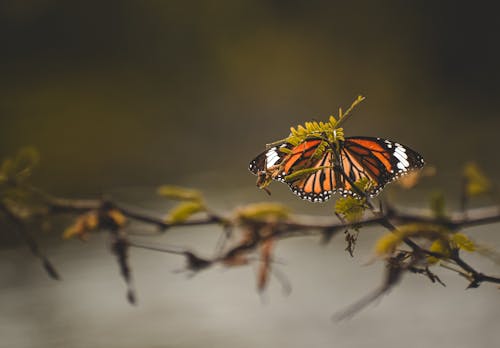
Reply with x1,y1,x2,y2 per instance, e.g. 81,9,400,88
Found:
249,139,337,201
249,139,324,181
339,136,425,196
249,143,291,176
286,136,425,201
276,138,324,179
285,150,340,202
250,136,424,202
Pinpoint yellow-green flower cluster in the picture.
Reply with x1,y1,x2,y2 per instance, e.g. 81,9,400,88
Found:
283,95,365,149
287,117,345,146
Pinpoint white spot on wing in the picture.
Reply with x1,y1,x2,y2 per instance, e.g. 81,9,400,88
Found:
265,148,280,168
393,151,410,169
394,146,408,159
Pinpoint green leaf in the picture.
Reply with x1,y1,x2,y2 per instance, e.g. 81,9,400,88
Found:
427,239,451,264
464,162,491,196
285,97,363,147
63,211,99,240
167,201,206,224
451,233,476,252
236,202,290,221
1,198,33,220
0,147,40,183
374,233,401,256
157,185,203,202
278,147,292,154
284,165,332,182
335,196,366,223
427,233,475,263
429,191,446,218
0,159,16,185
353,177,373,193
374,223,452,257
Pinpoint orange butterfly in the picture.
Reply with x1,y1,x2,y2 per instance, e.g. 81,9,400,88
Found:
249,136,424,202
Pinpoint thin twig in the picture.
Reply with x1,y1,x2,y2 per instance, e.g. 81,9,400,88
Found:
5,184,499,313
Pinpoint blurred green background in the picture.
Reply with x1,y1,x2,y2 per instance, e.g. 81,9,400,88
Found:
1,2,500,348
2,0,500,195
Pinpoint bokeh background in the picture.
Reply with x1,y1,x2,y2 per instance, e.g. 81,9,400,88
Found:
1,1,499,348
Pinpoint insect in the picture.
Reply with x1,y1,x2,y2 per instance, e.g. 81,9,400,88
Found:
248,97,425,202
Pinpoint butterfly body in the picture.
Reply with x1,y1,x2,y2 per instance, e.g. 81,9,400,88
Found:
249,136,425,202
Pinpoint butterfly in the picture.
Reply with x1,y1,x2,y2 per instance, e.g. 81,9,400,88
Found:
249,136,425,202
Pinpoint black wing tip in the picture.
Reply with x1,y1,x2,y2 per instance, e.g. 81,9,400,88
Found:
248,161,258,174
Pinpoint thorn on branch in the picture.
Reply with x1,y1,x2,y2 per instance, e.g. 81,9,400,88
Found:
184,252,212,272
466,279,481,289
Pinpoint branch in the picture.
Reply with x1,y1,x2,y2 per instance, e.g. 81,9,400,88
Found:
4,184,499,314
0,201,60,279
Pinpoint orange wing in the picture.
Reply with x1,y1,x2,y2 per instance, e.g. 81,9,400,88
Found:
249,136,424,202
339,137,425,196
286,150,340,202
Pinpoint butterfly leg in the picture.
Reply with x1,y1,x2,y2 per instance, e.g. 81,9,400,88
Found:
256,171,273,195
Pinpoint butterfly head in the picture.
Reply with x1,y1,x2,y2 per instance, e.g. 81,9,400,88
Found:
256,171,273,195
